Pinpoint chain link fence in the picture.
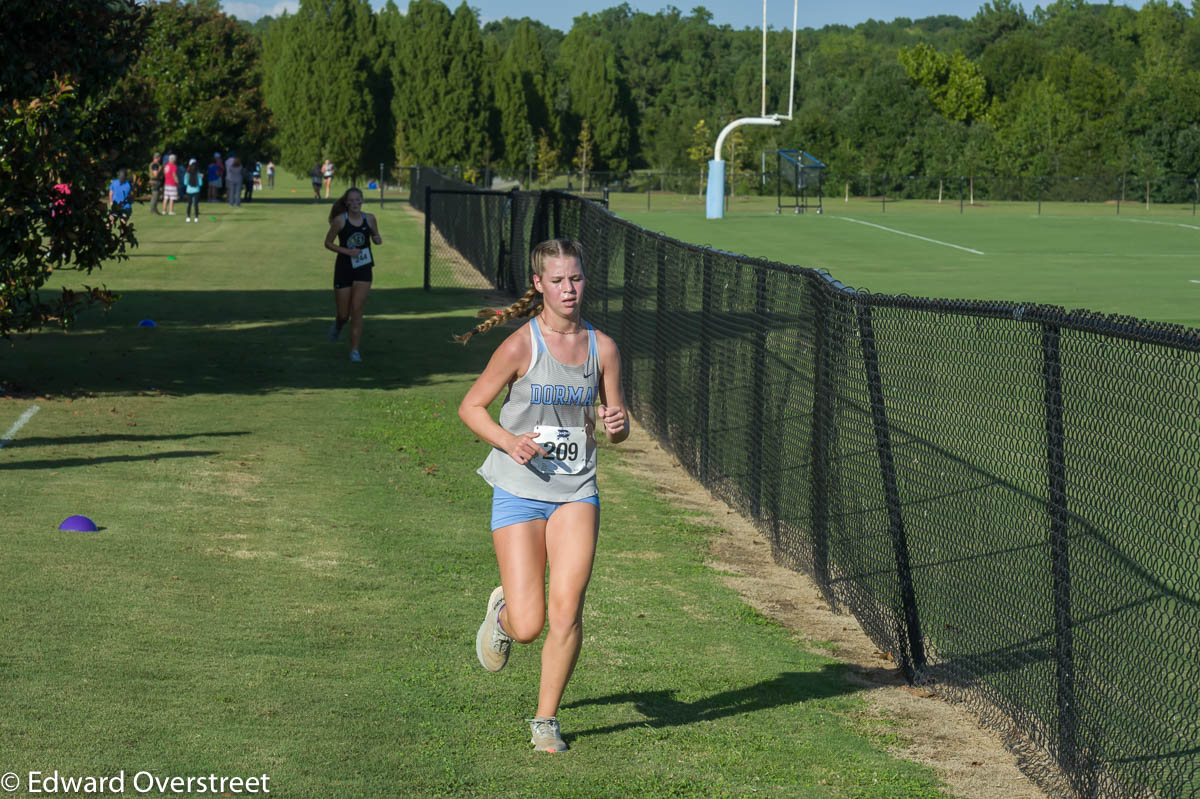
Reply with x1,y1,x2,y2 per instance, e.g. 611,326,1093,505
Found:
416,172,1200,799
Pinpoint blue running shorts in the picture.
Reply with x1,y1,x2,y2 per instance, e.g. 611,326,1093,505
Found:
491,485,599,531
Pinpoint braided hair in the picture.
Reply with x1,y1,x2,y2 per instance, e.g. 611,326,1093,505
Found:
454,238,584,344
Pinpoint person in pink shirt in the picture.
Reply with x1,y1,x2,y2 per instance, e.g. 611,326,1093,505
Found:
162,154,179,215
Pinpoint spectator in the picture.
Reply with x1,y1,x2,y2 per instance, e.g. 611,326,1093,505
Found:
311,162,322,202
108,168,134,221
183,158,203,222
266,159,275,189
227,157,243,206
148,153,163,215
206,154,222,202
162,154,179,215
242,156,255,203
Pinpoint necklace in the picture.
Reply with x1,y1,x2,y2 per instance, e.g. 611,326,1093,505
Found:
539,313,583,335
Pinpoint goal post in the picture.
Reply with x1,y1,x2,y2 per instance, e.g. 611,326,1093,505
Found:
705,0,799,220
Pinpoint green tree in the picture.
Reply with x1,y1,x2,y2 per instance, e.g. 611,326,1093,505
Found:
262,0,382,181
493,21,554,172
0,0,148,337
444,3,491,169
557,31,633,171
687,119,712,194
129,2,274,159
898,43,989,123
988,77,1080,175
573,120,595,191
386,0,468,166
536,130,559,185
962,0,1031,58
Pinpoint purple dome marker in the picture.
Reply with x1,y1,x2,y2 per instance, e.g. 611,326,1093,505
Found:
59,515,98,532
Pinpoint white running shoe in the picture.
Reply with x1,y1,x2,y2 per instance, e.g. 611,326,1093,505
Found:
528,717,568,752
475,585,512,672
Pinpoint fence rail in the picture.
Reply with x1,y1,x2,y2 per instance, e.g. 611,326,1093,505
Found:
404,165,1200,211
416,172,1200,799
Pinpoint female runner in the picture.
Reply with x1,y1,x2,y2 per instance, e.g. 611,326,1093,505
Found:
457,238,629,752
323,187,381,362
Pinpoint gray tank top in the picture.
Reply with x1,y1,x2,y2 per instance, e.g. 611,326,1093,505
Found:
477,319,600,502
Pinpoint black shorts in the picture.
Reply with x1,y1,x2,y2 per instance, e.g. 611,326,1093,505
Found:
334,260,372,289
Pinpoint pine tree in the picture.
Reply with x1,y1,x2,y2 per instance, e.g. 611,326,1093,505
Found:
560,34,632,171
444,3,490,168
494,21,554,173
261,0,381,181
386,0,454,165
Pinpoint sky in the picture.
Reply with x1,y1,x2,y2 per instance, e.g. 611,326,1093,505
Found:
222,0,1150,32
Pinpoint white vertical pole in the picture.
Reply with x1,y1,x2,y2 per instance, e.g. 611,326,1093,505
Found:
788,0,798,118
761,0,768,118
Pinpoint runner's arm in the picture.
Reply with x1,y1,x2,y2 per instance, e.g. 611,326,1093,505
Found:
596,332,629,444
459,330,543,465
323,217,359,257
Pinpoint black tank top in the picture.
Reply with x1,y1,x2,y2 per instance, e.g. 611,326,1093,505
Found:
335,213,373,269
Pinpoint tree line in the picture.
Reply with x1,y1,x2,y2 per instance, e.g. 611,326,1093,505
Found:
247,0,1200,188
7,0,1200,336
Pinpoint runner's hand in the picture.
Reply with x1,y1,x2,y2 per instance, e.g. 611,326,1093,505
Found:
346,248,362,257
505,431,544,465
598,405,626,437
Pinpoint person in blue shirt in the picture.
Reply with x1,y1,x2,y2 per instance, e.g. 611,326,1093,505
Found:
108,169,133,221
183,159,204,222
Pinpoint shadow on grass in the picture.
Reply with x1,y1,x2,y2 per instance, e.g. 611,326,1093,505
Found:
562,666,857,741
4,432,249,449
3,288,500,397
0,449,222,470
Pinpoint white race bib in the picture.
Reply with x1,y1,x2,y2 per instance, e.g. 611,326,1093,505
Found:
350,247,373,269
531,425,587,475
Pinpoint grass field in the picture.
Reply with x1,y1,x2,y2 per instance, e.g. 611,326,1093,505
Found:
608,192,1200,329
0,177,972,798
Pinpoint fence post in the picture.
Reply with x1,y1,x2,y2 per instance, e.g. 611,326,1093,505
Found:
810,277,834,590
506,190,520,293
1041,321,1077,774
748,267,769,521
621,227,637,404
698,251,715,483
652,236,669,436
1116,177,1122,216
856,303,926,682
423,185,432,292
379,163,385,207
959,176,964,215
1037,177,1043,216
882,175,887,213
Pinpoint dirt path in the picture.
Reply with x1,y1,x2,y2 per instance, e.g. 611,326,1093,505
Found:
611,417,1056,799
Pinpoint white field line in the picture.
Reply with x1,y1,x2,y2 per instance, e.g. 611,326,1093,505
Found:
837,216,985,255
0,405,40,450
1122,218,1200,232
